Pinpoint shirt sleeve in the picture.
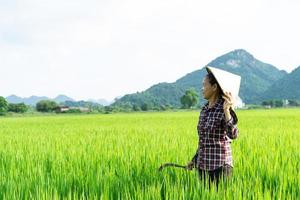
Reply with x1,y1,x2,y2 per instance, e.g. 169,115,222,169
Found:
225,108,239,139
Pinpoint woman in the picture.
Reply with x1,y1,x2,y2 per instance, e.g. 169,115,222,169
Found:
186,70,239,189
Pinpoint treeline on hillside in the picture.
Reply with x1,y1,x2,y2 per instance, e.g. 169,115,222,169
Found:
261,99,300,108
1,91,300,115
0,89,200,115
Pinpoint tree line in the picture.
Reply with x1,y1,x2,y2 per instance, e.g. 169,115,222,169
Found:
261,99,300,107
2,91,299,116
0,89,200,115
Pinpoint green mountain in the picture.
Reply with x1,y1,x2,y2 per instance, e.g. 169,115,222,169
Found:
261,66,300,100
113,83,186,108
112,49,287,107
201,49,287,103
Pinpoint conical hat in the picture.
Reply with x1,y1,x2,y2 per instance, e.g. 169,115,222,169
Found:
205,66,241,103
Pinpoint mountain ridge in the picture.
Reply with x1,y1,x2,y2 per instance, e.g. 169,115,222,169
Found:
5,94,111,106
112,49,290,107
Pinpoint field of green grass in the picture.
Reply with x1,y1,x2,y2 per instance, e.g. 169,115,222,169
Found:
0,109,299,199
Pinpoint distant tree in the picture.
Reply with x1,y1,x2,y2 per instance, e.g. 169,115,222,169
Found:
0,96,8,115
160,105,167,111
121,102,133,112
61,100,104,113
262,100,274,107
104,106,113,114
262,99,285,107
180,88,199,109
65,108,82,113
8,103,28,113
36,100,57,112
165,103,173,110
269,100,275,107
288,99,300,106
153,106,160,111
274,100,283,107
141,103,149,111
262,101,270,106
133,104,141,111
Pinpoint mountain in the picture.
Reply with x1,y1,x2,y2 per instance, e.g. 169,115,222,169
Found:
113,83,186,107
62,100,104,108
198,49,287,103
6,95,50,105
5,94,114,106
87,98,112,106
6,95,73,105
6,95,26,104
261,66,300,100
53,95,74,103
112,49,287,107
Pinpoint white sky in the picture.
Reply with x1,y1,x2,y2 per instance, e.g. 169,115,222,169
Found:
1,0,300,101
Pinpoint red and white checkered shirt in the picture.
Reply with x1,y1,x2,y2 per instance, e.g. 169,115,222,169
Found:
192,97,239,171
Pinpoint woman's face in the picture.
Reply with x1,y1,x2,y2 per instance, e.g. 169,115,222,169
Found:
202,76,217,100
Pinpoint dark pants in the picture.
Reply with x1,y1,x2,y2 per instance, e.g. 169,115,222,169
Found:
197,164,233,190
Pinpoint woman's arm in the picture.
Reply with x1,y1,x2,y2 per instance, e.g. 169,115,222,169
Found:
186,150,198,170
224,108,238,139
223,92,239,139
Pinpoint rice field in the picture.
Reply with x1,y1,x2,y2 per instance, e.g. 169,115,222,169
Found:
0,109,299,199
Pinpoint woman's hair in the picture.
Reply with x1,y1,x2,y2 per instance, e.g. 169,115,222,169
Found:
206,72,224,95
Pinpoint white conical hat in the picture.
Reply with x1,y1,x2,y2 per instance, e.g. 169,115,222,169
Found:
205,66,241,104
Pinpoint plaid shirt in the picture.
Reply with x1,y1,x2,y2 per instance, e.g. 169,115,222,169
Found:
192,97,239,171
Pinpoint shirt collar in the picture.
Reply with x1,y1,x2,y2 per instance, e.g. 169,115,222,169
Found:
203,96,223,110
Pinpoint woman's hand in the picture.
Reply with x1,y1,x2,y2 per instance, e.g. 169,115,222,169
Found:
222,91,234,111
185,161,194,170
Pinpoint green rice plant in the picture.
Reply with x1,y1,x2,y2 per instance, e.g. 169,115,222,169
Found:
0,109,299,199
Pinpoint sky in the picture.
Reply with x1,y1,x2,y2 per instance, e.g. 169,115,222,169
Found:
1,0,300,101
